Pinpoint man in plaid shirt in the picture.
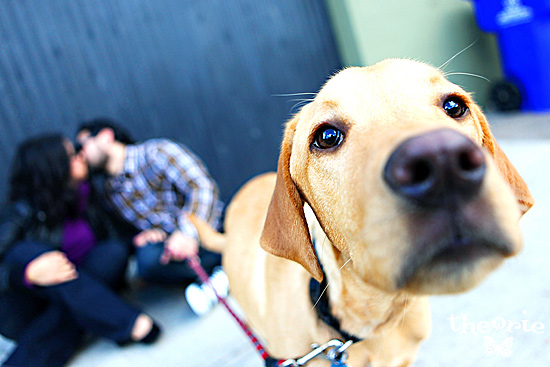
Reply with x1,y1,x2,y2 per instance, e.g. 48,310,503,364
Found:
76,119,227,313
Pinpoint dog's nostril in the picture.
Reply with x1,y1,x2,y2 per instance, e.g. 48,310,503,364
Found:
410,160,432,184
458,148,484,172
391,160,432,186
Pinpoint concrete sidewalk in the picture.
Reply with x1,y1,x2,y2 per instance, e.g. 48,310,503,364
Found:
1,113,549,366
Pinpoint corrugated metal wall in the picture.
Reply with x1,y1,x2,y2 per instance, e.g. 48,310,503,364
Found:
0,0,341,203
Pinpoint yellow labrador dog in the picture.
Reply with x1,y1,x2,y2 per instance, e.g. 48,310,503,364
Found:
191,59,534,367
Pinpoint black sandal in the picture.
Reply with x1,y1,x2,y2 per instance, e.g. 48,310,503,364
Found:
117,322,162,346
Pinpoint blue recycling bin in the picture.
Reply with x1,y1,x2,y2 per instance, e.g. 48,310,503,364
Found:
471,0,550,111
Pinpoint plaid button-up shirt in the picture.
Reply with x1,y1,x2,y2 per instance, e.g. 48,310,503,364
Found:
106,139,223,240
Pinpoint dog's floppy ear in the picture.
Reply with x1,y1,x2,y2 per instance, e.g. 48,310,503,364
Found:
473,104,534,216
260,116,323,282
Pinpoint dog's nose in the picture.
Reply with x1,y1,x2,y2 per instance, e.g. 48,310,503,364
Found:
384,128,486,207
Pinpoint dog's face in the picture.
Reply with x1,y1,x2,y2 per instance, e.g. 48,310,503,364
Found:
261,59,533,295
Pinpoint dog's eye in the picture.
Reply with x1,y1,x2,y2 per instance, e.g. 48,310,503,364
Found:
313,126,344,149
443,96,468,118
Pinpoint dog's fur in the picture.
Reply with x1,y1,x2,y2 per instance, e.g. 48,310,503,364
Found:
191,59,533,366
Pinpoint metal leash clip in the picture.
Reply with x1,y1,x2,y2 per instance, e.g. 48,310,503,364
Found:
280,339,353,367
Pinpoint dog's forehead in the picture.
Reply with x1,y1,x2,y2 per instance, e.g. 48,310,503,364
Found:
317,59,453,108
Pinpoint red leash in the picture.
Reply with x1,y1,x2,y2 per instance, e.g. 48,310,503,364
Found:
186,256,285,367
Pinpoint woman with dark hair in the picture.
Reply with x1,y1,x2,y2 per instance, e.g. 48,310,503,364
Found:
0,134,160,367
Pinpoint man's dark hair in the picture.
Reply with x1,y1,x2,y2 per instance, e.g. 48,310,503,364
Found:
77,117,135,145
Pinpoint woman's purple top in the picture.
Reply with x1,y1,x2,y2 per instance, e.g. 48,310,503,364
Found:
61,182,96,266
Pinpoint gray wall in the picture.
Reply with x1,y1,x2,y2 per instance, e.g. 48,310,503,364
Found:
0,0,341,203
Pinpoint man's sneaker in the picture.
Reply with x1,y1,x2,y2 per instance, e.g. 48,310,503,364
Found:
185,267,229,316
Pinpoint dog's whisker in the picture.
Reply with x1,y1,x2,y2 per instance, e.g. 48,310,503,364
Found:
288,98,315,103
439,39,478,70
339,258,352,272
311,283,330,311
445,72,491,83
310,252,351,311
271,93,316,113
272,92,317,97
290,100,313,113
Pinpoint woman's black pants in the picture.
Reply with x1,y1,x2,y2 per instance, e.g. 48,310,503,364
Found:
0,241,141,367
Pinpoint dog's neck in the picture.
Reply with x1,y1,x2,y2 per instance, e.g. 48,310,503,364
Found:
304,204,415,340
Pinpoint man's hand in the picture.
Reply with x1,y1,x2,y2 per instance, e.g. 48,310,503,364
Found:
133,229,168,247
160,230,199,264
24,251,78,286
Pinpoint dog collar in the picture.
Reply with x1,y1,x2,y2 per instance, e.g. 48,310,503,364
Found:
309,276,363,343
309,241,363,343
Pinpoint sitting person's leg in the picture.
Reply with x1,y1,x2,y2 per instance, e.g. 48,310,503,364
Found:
196,247,222,276
135,241,227,316
3,302,83,367
135,242,194,285
1,242,83,367
3,242,159,346
0,289,45,341
81,238,131,290
183,249,227,316
135,242,221,285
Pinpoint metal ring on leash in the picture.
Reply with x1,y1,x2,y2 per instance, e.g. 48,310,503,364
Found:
279,339,354,366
